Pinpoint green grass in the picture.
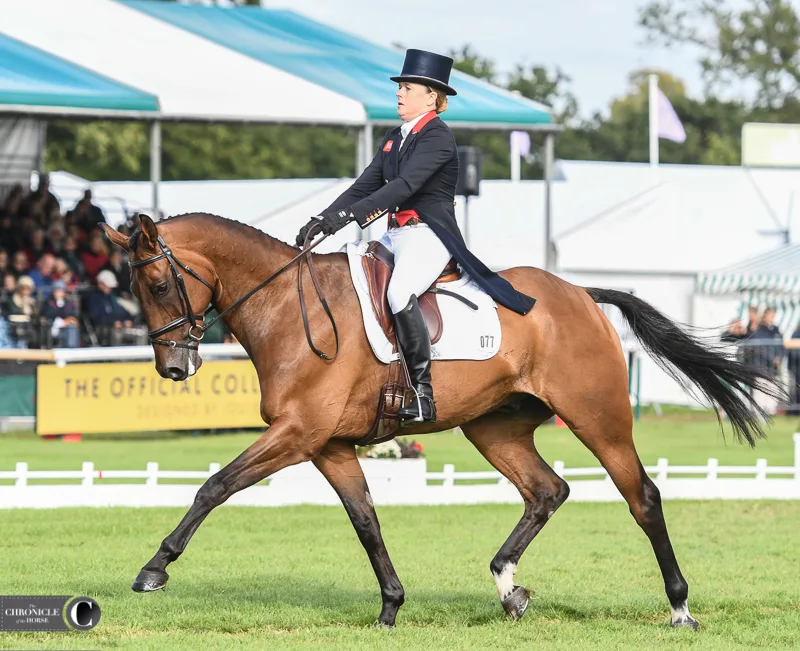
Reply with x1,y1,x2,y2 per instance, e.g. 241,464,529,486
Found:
1,414,799,648
0,501,798,650
2,413,799,477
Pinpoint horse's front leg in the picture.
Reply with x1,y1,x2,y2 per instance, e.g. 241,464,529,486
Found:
132,417,325,592
313,439,405,627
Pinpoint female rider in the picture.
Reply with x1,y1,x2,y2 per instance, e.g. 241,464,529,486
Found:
296,49,535,425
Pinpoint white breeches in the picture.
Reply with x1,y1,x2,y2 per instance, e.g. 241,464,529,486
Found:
378,223,452,314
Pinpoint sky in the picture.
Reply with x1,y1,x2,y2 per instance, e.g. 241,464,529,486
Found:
270,0,706,118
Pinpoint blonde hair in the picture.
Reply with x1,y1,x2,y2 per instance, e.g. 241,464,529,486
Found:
427,86,448,114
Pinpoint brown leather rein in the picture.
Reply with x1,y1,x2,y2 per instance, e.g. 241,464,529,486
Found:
129,227,339,360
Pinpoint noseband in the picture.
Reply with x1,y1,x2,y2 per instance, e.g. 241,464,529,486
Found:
129,229,339,359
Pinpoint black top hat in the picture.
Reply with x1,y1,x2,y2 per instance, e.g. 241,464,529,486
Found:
390,49,457,96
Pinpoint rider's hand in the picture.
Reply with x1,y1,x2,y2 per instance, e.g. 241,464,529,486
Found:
320,208,354,236
295,217,322,247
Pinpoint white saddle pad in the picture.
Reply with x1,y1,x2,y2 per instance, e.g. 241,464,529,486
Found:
344,241,502,364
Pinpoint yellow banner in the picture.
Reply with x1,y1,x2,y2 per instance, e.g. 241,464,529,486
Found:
36,360,263,434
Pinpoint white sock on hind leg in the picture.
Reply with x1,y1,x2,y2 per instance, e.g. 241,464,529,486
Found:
493,563,517,600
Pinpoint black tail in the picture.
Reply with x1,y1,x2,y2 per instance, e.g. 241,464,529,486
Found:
586,287,787,446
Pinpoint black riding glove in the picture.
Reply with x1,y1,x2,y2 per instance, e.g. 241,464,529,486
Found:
320,208,354,235
295,217,322,247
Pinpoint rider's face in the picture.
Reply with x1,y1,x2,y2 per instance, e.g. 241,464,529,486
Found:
396,82,436,121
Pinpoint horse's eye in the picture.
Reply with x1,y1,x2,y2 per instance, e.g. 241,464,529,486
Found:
152,283,168,298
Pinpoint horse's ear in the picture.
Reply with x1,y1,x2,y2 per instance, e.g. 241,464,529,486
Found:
100,223,130,251
139,213,159,250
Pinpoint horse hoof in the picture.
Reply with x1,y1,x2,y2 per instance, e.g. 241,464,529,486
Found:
132,569,169,592
372,619,394,630
670,615,699,631
501,585,530,621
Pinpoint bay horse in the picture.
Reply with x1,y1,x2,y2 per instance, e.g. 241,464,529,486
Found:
101,212,780,630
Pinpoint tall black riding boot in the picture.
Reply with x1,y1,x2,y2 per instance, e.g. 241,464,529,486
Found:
394,296,436,424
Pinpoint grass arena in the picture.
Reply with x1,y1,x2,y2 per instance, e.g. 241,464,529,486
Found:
2,414,799,650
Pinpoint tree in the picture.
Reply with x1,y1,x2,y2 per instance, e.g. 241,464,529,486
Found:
507,65,579,125
449,45,497,82
563,67,750,166
639,0,800,109
449,45,582,178
46,122,357,182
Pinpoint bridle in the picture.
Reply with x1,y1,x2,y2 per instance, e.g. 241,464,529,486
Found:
129,228,339,359
129,234,213,350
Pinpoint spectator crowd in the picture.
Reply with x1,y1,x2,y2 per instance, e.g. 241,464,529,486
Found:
722,304,800,415
0,175,147,348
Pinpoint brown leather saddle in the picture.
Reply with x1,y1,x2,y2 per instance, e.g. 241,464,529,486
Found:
361,240,460,345
356,241,478,448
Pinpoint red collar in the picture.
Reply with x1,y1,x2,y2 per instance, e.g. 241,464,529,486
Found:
411,111,437,134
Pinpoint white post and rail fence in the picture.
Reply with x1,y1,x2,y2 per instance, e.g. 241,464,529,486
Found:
2,434,799,509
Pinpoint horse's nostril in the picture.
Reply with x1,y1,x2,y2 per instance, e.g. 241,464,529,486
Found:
166,366,186,381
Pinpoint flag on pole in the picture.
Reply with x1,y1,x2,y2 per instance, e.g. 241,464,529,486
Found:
510,131,531,156
649,74,686,167
509,131,530,182
656,88,686,143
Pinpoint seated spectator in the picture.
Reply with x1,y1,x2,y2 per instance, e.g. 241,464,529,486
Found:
0,248,8,276
28,253,56,296
85,270,134,345
41,280,80,348
81,231,109,281
24,173,60,225
1,272,15,295
6,275,38,348
52,257,79,292
102,249,131,296
69,189,106,233
61,235,85,280
65,221,87,248
0,273,16,317
10,250,29,279
0,309,11,348
47,222,67,255
24,228,53,267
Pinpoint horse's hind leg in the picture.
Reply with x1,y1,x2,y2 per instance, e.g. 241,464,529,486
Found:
313,440,404,627
461,412,569,620
565,406,698,629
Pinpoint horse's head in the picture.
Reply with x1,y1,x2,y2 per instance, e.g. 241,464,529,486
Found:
101,214,214,381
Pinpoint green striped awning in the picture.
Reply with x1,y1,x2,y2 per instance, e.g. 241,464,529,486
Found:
697,244,800,337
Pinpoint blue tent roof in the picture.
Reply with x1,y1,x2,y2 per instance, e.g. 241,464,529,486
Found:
123,1,552,127
0,32,158,112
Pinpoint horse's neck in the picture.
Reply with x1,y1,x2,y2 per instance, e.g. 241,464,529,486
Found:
204,228,298,351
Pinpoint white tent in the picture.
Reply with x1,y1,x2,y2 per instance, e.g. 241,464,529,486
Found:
1,0,365,126
2,0,558,229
